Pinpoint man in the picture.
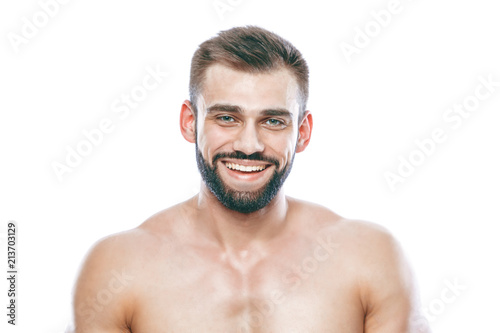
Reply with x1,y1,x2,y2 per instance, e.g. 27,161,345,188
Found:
69,26,430,332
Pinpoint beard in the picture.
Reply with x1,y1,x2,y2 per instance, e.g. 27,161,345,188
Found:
195,143,295,214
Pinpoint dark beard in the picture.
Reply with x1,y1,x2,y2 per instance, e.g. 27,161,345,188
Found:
195,143,294,214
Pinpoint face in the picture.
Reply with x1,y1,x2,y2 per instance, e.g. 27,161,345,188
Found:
181,64,312,214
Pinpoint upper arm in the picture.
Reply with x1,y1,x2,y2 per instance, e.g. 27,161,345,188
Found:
359,225,431,333
68,234,136,333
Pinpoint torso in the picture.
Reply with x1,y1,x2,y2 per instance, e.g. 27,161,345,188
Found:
119,198,368,333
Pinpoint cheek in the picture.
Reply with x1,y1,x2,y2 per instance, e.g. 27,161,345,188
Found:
198,125,233,162
263,133,296,168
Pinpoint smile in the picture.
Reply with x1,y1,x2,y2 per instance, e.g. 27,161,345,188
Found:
225,162,267,172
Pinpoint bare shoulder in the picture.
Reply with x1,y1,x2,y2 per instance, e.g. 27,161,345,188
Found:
75,200,191,283
69,204,183,332
347,220,430,332
289,198,429,331
81,204,183,268
287,196,393,242
292,197,408,283
288,196,406,265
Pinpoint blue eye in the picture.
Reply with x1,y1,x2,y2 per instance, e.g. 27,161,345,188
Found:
219,115,235,122
265,118,283,126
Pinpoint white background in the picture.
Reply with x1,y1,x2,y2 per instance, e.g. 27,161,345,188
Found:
1,0,499,332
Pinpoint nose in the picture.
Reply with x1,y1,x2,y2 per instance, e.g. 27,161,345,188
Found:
232,123,265,155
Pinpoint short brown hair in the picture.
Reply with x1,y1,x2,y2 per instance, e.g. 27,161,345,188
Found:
189,26,309,119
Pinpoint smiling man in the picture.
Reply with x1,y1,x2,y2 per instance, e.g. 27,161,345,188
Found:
69,26,430,333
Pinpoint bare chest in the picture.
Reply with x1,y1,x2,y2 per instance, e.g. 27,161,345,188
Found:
129,241,364,333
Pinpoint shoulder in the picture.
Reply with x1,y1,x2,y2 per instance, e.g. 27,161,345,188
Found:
288,196,395,242
300,205,408,284
284,197,427,330
82,207,178,265
293,204,426,331
339,219,410,290
288,197,404,264
79,199,194,273
347,224,429,332
76,200,192,279
70,229,142,331
330,220,426,331
287,196,411,291
71,205,184,331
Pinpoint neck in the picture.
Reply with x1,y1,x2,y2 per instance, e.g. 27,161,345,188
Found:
192,182,289,254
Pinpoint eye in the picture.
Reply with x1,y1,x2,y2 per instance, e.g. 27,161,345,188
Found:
217,115,236,123
264,118,285,127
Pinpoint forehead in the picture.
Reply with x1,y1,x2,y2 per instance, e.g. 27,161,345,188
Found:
199,64,300,116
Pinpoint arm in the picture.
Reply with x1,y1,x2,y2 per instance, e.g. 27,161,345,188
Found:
361,227,431,333
68,235,135,333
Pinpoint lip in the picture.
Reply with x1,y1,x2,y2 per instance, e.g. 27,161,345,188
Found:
218,160,275,186
219,158,273,167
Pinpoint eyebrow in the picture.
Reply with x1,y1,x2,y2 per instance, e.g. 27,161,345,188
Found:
206,104,243,114
206,104,293,118
261,108,293,118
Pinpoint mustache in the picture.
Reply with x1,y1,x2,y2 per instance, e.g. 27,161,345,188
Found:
212,151,279,167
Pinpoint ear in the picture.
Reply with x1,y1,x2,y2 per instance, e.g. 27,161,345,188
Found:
180,100,196,143
296,111,313,153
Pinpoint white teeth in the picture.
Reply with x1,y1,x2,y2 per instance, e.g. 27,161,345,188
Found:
225,162,266,172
